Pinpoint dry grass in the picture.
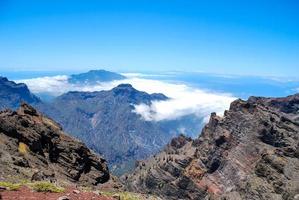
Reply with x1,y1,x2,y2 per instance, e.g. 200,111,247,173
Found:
18,142,29,155
0,181,65,193
0,182,21,191
29,181,65,193
101,191,161,200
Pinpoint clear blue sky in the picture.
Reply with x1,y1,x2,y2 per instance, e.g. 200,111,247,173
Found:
0,0,298,76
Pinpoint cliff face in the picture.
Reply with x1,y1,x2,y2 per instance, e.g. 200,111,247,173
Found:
123,94,299,200
0,103,110,186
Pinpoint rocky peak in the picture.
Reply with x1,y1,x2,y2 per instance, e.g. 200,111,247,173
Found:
111,84,168,102
0,103,110,186
169,134,192,149
18,102,39,116
112,84,136,95
0,76,9,82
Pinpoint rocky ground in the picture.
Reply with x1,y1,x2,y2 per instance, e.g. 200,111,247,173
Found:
0,186,114,200
123,94,299,200
0,184,161,200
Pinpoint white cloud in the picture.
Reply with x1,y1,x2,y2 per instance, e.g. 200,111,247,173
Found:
17,75,70,96
15,75,236,122
121,72,172,78
127,78,235,121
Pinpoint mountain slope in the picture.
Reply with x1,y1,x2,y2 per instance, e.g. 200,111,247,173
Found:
123,94,299,200
0,77,203,176
39,84,181,175
0,103,110,186
0,77,41,110
68,69,126,84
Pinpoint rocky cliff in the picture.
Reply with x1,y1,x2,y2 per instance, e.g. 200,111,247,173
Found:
0,103,110,186
123,94,299,200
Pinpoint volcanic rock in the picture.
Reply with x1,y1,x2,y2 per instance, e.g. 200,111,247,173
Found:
0,103,110,186
123,94,299,200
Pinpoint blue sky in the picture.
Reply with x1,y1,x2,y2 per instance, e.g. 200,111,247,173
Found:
0,0,298,76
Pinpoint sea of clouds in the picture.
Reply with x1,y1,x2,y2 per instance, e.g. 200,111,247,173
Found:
16,74,236,122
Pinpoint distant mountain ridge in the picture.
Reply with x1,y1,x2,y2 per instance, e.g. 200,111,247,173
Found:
39,83,189,175
0,76,41,110
68,69,126,84
40,83,203,175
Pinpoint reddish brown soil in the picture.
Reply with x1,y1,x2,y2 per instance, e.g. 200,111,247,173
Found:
0,186,115,200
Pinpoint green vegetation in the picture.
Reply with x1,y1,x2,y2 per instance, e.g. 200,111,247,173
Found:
0,181,21,190
101,191,157,200
0,181,64,193
30,181,65,193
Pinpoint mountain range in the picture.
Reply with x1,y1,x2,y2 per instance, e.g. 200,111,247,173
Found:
0,73,203,175
0,71,298,199
39,83,203,175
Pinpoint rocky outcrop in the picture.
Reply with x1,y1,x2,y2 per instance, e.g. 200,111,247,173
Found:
0,103,110,186
123,94,299,200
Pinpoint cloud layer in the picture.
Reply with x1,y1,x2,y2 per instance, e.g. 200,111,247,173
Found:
16,75,236,122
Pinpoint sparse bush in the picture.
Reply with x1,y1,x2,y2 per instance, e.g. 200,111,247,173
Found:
0,181,64,193
30,181,64,193
102,191,142,200
0,181,21,190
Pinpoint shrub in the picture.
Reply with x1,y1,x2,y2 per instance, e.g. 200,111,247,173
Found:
0,181,21,190
30,182,64,193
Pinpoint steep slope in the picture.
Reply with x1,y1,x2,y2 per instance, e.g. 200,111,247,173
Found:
68,69,126,84
0,103,109,186
0,77,41,110
123,94,299,200
39,84,189,175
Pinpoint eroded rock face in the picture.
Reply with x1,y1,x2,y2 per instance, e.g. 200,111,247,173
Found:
0,103,110,186
123,94,299,200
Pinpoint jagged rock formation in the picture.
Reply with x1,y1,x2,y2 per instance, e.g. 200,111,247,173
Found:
123,94,299,200
0,103,110,186
0,77,41,110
